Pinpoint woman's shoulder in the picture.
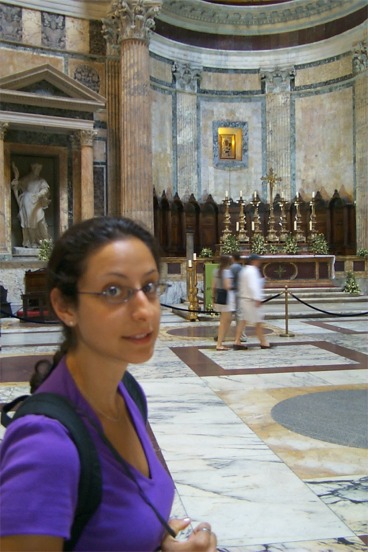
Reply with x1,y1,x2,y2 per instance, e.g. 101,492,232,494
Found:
2,413,80,467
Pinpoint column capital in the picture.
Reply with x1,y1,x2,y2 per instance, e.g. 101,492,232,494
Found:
0,122,9,140
353,40,368,74
77,130,97,147
260,67,295,93
172,62,202,93
103,0,162,46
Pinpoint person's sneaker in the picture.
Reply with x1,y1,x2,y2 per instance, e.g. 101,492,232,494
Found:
240,334,248,342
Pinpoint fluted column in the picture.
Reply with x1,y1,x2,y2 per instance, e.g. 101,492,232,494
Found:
261,68,294,199
103,0,162,231
0,123,10,253
172,62,202,198
78,130,97,220
353,41,368,249
71,133,82,223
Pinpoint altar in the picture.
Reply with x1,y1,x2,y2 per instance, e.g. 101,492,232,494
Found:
260,255,335,287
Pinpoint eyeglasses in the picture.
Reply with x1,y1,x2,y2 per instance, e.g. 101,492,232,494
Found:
77,282,167,305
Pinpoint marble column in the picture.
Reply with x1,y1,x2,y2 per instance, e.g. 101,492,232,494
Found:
101,19,121,217
353,41,368,250
0,123,10,254
71,133,82,223
106,57,121,216
172,62,202,199
103,0,162,232
261,68,295,199
78,130,97,220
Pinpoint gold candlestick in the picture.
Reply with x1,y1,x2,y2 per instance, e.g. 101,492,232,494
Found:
251,194,262,235
261,167,282,243
308,194,317,241
293,195,306,242
237,196,249,243
221,194,231,243
278,197,288,242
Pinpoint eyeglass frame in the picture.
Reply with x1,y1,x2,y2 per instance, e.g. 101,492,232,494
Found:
76,281,167,305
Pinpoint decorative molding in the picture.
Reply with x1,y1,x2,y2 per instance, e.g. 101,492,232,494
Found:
78,129,97,146
103,0,162,47
0,64,105,112
150,24,367,70
172,61,202,92
0,122,9,139
0,0,111,20
260,68,296,94
353,40,368,74
159,0,367,35
0,110,95,133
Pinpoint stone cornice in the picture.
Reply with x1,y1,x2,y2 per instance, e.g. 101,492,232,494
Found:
159,0,367,35
150,23,367,69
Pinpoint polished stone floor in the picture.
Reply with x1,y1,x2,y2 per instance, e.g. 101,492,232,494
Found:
1,310,367,551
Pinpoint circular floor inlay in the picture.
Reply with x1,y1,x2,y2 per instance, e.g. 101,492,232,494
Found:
271,389,368,449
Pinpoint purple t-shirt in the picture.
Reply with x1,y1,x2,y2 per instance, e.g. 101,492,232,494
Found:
0,359,175,551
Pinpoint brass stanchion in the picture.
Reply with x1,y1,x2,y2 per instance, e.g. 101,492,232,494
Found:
279,285,295,337
187,260,198,322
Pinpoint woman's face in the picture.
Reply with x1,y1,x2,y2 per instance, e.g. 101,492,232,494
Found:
69,237,161,367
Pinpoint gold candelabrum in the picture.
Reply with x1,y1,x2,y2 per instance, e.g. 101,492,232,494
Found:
220,194,232,243
293,194,306,242
251,193,262,235
237,194,249,243
308,194,317,241
187,258,199,321
278,197,288,242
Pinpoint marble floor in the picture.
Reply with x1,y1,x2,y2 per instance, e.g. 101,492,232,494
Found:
0,310,367,551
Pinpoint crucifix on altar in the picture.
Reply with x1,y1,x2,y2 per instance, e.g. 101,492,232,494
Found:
261,167,282,242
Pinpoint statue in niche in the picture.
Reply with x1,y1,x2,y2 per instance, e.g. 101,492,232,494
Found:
11,162,51,248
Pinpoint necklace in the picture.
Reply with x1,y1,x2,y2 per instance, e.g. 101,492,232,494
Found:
91,402,123,423
83,392,123,423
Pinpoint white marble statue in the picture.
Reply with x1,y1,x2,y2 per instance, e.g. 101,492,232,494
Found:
11,162,51,248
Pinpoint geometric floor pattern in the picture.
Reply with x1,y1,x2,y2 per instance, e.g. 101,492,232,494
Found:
1,312,367,551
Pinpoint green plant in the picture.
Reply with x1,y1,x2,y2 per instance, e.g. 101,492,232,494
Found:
282,234,299,255
37,238,53,262
250,234,268,255
309,233,329,255
357,248,368,257
199,247,213,258
268,243,278,255
221,234,240,255
342,271,361,294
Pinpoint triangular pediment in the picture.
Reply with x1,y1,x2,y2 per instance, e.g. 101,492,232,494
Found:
0,64,105,112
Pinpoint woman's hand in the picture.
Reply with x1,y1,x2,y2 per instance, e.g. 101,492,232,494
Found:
161,518,217,551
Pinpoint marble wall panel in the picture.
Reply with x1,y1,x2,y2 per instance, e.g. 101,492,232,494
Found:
65,17,89,54
201,70,260,92
22,8,41,46
152,89,174,196
150,56,172,85
296,55,352,88
199,98,264,203
294,86,354,199
0,47,64,78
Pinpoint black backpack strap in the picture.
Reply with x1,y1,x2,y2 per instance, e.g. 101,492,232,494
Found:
122,371,148,423
9,393,102,551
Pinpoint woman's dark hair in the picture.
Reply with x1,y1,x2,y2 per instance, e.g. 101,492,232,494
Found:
31,216,161,391
218,254,231,277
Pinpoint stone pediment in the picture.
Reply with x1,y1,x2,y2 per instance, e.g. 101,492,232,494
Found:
0,64,105,112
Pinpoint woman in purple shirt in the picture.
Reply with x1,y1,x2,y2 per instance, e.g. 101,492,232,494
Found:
0,216,217,551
